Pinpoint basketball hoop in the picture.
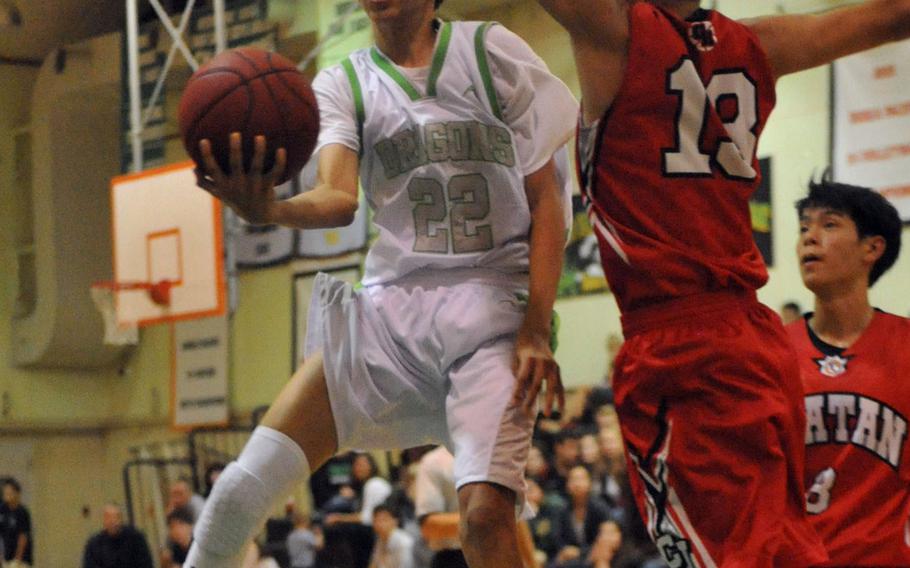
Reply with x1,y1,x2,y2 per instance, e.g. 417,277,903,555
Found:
90,280,173,346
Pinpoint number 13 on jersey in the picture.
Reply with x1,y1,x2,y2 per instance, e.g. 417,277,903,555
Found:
662,58,759,180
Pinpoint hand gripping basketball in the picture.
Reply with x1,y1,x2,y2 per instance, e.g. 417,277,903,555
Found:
195,132,286,225
179,47,319,184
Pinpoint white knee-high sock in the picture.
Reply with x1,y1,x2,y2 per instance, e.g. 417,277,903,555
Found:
184,426,310,568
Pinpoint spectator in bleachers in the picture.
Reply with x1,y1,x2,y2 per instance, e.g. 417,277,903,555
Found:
322,453,390,568
0,477,32,567
369,504,414,568
166,479,205,522
81,503,153,568
548,430,582,497
287,512,323,568
594,406,620,434
593,427,626,516
354,453,393,525
324,452,392,526
160,507,194,568
576,387,614,430
526,478,563,562
246,541,281,568
579,434,605,478
560,520,643,568
526,443,554,489
415,446,466,568
262,498,297,567
384,462,421,541
202,463,226,498
311,453,355,512
552,466,614,567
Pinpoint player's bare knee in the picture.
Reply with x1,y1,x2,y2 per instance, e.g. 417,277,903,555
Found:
459,486,514,546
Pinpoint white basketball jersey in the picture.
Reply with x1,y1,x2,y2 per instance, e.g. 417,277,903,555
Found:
340,21,531,286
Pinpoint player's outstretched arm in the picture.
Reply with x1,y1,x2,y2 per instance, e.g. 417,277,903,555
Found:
270,143,360,229
512,158,566,418
536,0,629,123
747,0,910,78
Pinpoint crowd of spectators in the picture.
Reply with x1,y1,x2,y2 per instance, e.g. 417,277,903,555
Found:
8,383,667,567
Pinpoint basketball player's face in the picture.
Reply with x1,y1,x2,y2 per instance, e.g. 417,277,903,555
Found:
797,208,877,293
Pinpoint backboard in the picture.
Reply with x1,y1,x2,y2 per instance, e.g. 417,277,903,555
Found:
110,161,225,327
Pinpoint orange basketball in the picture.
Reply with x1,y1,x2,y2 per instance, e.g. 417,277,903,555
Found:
178,47,319,185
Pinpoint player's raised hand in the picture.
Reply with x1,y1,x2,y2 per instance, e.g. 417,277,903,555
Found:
194,132,287,225
511,325,565,418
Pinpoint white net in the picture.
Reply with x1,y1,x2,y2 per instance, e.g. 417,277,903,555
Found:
91,285,140,346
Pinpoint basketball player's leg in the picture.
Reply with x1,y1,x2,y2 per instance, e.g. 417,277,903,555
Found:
457,482,521,567
186,353,337,568
614,305,827,567
258,351,338,462
445,338,534,568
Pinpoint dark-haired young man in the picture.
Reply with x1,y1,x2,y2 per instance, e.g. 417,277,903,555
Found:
535,0,910,565
787,177,909,566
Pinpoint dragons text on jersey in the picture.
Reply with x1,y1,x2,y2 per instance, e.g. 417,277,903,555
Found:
375,120,516,179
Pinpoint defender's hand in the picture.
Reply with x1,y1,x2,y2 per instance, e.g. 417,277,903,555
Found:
511,325,564,418
194,132,287,225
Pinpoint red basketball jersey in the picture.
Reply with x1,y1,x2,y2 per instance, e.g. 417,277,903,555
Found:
788,311,910,566
578,5,776,313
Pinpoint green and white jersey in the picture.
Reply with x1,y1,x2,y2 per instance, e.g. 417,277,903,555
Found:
313,21,576,287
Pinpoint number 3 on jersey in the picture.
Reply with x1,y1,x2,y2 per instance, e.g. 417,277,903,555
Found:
662,58,758,180
410,174,494,254
806,467,837,514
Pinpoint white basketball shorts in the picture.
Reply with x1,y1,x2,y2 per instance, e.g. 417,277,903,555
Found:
305,268,534,506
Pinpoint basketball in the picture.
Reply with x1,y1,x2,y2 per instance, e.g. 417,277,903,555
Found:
178,47,319,185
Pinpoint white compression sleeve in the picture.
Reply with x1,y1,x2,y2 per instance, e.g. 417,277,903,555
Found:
185,426,310,568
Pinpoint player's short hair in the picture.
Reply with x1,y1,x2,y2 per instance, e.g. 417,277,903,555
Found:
435,0,444,8
796,170,902,286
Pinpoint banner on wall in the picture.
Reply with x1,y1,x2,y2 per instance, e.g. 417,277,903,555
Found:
833,40,910,221
172,316,230,429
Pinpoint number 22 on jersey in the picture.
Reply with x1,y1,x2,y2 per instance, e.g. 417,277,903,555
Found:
662,58,759,180
409,173,494,254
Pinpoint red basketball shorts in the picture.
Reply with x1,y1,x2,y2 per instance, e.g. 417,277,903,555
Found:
613,291,828,568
